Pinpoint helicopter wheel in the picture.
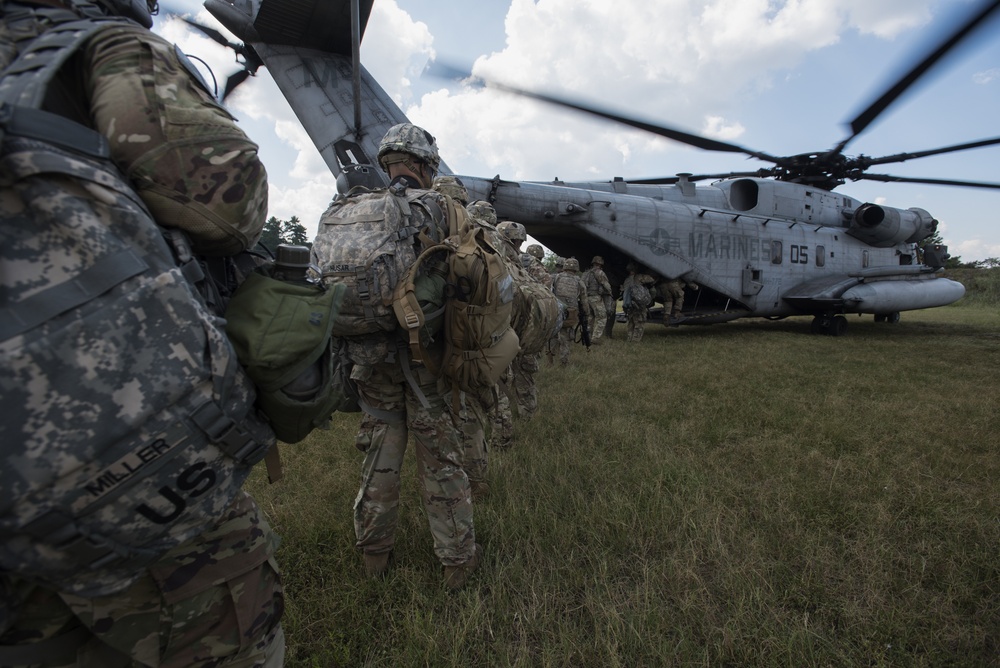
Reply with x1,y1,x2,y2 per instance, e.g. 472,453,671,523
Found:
886,311,901,324
811,314,848,336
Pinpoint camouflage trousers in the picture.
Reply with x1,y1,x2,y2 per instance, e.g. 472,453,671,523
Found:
512,352,540,419
453,392,488,486
351,360,476,566
627,306,648,342
555,325,576,365
587,295,609,341
488,376,514,450
0,492,284,667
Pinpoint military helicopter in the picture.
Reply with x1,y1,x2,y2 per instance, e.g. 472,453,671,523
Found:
192,0,1000,336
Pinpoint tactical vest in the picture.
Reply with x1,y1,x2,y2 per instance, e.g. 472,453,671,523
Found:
0,9,273,597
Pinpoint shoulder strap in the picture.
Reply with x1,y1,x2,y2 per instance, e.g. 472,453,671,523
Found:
0,15,114,156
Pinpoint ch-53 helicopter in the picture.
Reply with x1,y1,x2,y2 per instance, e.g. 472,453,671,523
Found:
190,0,1000,336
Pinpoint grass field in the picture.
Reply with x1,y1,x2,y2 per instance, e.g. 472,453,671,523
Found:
246,292,1000,667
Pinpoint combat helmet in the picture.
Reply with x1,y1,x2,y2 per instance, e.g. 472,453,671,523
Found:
377,123,441,173
467,200,497,226
564,257,580,272
433,175,469,204
527,244,544,260
592,255,605,266
554,256,565,268
497,221,526,243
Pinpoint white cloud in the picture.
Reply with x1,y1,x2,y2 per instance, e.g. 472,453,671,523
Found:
972,68,1000,85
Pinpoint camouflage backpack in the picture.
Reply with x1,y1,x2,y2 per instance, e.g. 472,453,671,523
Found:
395,199,520,405
313,185,443,337
0,14,273,596
509,262,560,355
552,272,583,328
626,281,652,310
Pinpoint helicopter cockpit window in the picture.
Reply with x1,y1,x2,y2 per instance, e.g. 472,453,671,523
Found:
816,245,826,267
771,240,782,264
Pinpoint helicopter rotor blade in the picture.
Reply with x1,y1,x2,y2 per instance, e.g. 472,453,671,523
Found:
831,0,1000,156
181,17,235,50
854,172,1000,190
430,62,783,164
221,68,251,101
860,136,1000,168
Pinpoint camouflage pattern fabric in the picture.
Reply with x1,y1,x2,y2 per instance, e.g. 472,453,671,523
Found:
487,377,514,450
582,266,611,341
512,352,540,418
622,275,649,342
0,5,282,664
453,392,488,490
0,492,284,667
551,270,587,366
350,359,475,566
83,22,268,256
660,278,697,316
521,253,552,289
339,181,477,568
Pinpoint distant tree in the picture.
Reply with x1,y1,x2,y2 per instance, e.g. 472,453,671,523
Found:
975,257,1000,269
282,215,309,246
254,215,310,253
257,216,283,252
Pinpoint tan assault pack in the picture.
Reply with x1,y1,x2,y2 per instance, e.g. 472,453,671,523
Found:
394,197,519,406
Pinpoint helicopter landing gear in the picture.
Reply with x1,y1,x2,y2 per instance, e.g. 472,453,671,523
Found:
874,312,901,324
811,314,848,336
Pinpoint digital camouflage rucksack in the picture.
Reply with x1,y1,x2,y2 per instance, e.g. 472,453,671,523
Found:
313,184,442,337
0,13,273,596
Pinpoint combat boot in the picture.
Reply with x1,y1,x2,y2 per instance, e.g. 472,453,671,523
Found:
443,544,482,590
470,480,491,500
362,550,393,578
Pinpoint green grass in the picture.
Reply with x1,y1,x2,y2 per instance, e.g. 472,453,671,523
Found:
246,299,1000,667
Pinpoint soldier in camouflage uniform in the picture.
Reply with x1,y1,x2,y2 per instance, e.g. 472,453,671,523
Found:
497,221,545,421
551,257,588,366
433,179,490,497
0,0,284,664
660,277,700,322
623,270,655,342
468,203,514,451
335,125,480,590
525,244,553,289
581,255,613,343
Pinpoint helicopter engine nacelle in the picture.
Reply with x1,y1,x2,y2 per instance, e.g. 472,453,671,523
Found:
845,204,935,248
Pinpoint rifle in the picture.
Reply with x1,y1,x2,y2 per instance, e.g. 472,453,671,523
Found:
577,298,591,350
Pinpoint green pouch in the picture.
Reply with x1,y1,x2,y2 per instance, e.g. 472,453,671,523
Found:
226,270,356,443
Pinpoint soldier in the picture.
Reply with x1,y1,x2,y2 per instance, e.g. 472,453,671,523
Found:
0,0,284,664
434,189,493,494
581,255,613,343
324,124,480,590
551,257,588,366
623,270,655,342
525,244,553,289
661,276,700,322
433,174,470,206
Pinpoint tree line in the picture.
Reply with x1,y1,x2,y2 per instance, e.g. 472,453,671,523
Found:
254,215,309,253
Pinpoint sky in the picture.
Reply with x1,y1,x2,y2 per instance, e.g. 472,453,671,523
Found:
155,0,1000,262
